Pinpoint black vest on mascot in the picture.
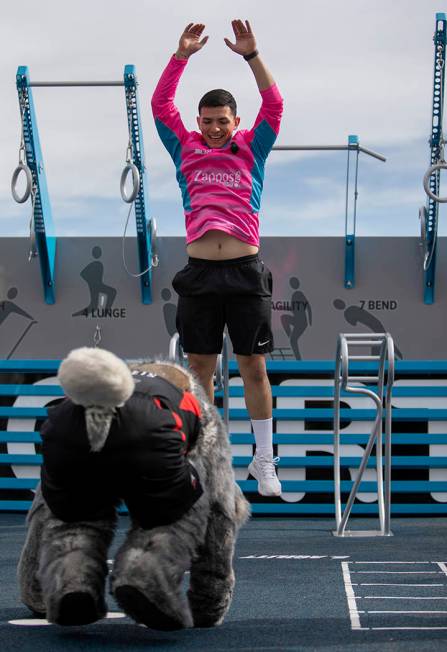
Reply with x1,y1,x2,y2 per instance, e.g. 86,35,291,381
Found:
40,373,203,528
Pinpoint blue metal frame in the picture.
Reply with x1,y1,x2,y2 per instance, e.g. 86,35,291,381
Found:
3,358,447,374
123,65,153,304
423,13,447,304
16,67,56,304
344,135,359,288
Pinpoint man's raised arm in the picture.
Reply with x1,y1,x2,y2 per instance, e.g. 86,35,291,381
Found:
225,19,283,155
224,19,275,91
151,23,209,153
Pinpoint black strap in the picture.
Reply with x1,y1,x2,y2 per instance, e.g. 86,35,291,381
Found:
243,50,259,61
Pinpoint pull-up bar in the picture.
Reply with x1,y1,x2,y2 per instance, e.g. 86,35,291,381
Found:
30,81,124,87
12,65,155,305
272,137,386,288
273,144,386,163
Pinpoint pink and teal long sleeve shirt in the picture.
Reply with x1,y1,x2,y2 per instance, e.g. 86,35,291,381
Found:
151,55,283,246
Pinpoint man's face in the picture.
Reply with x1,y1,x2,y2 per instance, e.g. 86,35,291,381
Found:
197,106,240,149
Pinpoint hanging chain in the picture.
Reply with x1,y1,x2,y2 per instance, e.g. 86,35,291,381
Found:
93,324,102,347
18,105,27,165
436,44,445,163
28,180,38,261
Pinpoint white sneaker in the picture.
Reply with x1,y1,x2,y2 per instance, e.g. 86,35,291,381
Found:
248,454,282,497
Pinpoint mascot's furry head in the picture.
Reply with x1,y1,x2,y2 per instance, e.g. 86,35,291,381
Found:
57,347,135,452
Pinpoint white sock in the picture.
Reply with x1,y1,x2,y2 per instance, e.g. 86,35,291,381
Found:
251,418,273,457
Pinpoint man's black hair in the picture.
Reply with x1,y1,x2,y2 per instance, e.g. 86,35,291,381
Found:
198,89,237,116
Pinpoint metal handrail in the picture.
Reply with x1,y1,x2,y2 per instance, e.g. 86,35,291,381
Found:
333,332,395,537
215,335,229,427
168,332,188,368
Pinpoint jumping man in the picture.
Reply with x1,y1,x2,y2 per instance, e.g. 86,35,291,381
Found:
151,20,283,496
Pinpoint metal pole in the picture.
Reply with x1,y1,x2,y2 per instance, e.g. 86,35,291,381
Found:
384,335,395,535
353,147,360,234
222,335,229,429
344,143,351,237
333,337,342,529
375,339,387,534
358,146,386,162
168,333,180,362
30,81,124,87
273,145,349,151
272,144,386,162
337,393,382,536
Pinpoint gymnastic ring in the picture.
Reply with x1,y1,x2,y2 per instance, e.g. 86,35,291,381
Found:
423,162,447,203
120,163,140,203
11,163,32,203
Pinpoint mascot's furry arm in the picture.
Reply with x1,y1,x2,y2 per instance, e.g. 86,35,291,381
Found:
17,347,250,629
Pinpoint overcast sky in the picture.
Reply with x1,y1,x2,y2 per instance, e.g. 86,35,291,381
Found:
0,0,445,238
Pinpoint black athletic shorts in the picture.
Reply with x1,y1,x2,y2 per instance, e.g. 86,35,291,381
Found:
172,254,273,356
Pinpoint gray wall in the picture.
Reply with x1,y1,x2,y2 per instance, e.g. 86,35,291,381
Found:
1,236,445,360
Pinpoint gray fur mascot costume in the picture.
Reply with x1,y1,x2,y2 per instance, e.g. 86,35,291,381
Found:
18,347,249,629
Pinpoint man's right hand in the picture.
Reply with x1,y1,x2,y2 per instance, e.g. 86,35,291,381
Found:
176,23,208,59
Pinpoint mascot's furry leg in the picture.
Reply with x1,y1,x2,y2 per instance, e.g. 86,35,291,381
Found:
111,488,248,630
38,512,116,625
17,485,47,616
187,486,249,628
111,494,210,630
18,484,116,625
181,386,250,628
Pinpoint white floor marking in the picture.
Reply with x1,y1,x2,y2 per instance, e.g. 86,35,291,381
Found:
363,596,447,600
239,554,346,559
342,561,447,631
8,619,52,626
368,610,447,614
105,612,126,619
8,612,126,626
372,627,447,631
353,571,442,574
341,561,366,630
354,561,431,564
360,583,444,587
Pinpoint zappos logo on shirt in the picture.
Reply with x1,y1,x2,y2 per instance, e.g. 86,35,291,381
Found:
193,169,241,188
